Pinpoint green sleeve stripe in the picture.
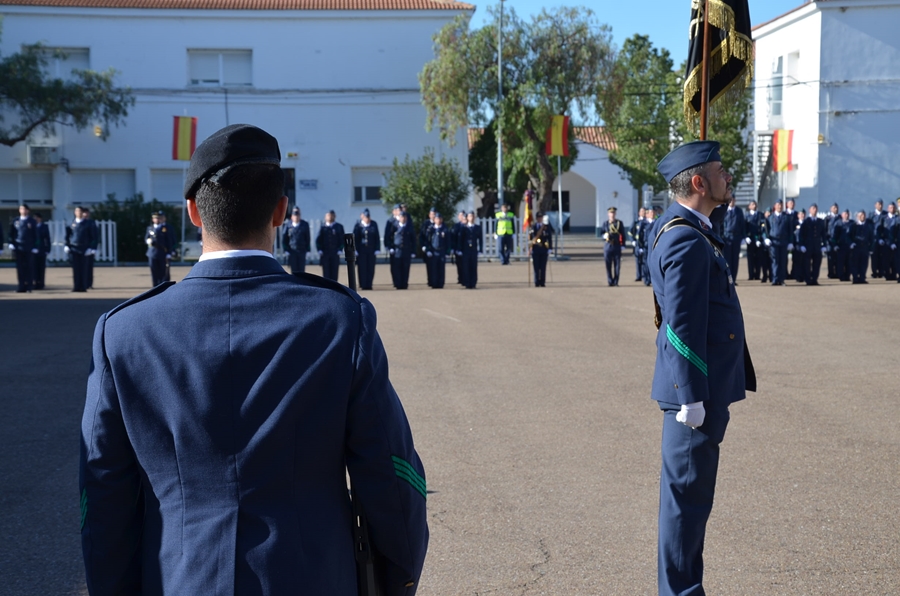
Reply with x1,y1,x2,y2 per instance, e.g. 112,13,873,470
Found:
80,488,87,531
391,456,427,498
666,325,708,376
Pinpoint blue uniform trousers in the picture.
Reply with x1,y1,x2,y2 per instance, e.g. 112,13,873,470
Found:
604,245,621,286
532,250,548,286
34,252,47,289
427,254,446,288
498,234,513,264
71,251,89,291
836,246,851,281
746,243,760,280
149,256,168,287
390,250,411,289
769,245,788,284
15,250,35,292
658,405,730,596
287,251,307,276
357,249,376,289
851,246,869,283
461,250,478,288
321,252,340,282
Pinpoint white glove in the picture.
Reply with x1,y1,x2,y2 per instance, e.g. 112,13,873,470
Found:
375,250,381,255
821,246,827,254
8,243,15,251
335,251,341,255
426,251,433,257
146,238,153,246
318,250,323,255
787,243,794,251
676,402,706,429
456,250,462,256
64,246,70,254
892,244,897,250
850,243,856,249
478,252,483,256
389,249,395,255
755,240,761,247
354,251,359,257
800,246,807,253
85,248,94,256
31,248,39,254
878,239,885,245
745,237,751,245
603,233,609,241
493,234,498,239
764,238,772,246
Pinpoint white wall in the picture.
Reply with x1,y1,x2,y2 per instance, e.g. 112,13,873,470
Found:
564,143,634,230
0,5,470,228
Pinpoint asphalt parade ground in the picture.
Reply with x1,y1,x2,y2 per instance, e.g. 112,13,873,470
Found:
1,247,898,595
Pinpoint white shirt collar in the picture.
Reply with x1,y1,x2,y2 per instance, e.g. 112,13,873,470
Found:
199,249,276,262
682,205,713,229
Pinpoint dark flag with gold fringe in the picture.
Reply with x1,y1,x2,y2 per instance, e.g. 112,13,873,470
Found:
684,0,753,125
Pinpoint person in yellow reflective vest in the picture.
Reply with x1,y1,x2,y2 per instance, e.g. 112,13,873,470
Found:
495,202,515,265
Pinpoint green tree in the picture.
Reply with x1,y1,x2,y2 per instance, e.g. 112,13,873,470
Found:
420,6,614,212
598,34,677,193
0,35,134,147
91,193,183,262
668,60,754,187
380,148,470,229
467,123,532,215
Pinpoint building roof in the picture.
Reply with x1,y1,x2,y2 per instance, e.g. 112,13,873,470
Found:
468,126,617,152
0,0,474,10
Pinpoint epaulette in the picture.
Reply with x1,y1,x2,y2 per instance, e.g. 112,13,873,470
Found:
290,272,363,304
106,281,176,318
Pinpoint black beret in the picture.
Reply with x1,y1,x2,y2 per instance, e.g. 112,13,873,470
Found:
433,212,442,219
184,124,281,199
607,206,617,212
657,140,722,183
291,206,300,214
19,203,29,210
362,208,370,216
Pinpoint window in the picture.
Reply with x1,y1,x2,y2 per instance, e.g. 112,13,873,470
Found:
70,170,135,204
352,168,388,203
769,56,783,118
188,50,252,86
39,47,90,81
0,171,53,205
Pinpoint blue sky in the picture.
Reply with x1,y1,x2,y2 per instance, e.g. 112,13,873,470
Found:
469,0,799,66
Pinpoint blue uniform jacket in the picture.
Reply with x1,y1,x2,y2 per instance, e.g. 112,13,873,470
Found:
354,221,381,253
10,216,37,251
649,203,755,408
80,256,428,596
767,211,793,246
800,216,826,250
723,206,745,240
316,222,345,253
282,220,311,254
145,223,175,260
68,219,97,254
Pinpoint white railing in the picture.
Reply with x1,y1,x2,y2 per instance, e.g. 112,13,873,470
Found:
47,220,117,265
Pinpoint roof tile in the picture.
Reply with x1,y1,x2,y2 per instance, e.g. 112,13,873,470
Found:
0,0,474,10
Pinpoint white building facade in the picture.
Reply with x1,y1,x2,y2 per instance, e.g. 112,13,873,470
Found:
0,0,472,231
752,0,900,214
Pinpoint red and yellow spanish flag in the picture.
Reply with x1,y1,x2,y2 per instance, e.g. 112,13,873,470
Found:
545,115,569,157
522,189,534,231
172,116,197,161
772,129,793,172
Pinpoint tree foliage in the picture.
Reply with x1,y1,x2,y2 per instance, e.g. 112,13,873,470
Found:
0,38,134,147
420,5,614,211
599,35,754,195
91,193,183,262
380,148,470,228
599,34,676,193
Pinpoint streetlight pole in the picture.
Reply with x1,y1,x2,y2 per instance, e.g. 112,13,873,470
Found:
497,0,504,207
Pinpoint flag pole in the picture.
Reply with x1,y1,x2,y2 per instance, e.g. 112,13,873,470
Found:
181,109,188,263
557,154,563,258
699,0,711,141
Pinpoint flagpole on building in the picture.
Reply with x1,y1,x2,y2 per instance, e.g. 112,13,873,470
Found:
181,109,188,263
497,0,504,208
699,0,711,141
556,155,563,258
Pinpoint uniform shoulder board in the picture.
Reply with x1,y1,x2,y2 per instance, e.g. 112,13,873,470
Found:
290,272,363,304
106,281,176,318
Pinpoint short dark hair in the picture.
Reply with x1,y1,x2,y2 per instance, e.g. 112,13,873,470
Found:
194,163,284,245
669,164,708,199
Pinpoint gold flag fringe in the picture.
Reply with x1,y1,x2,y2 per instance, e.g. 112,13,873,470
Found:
683,0,755,129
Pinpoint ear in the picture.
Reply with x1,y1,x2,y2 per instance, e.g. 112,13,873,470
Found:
272,196,289,228
187,199,203,227
691,173,707,194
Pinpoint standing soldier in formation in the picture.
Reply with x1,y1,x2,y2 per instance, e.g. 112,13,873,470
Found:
850,210,873,284
529,212,553,287
33,211,52,290
722,197,745,283
282,206,311,278
884,201,898,280
599,206,624,286
825,203,841,278
495,202,515,265
9,203,38,293
630,207,646,282
316,210,344,282
145,210,175,287
784,199,800,280
639,208,656,285
420,207,436,287
353,208,380,290
868,199,887,278
451,211,466,285
766,200,792,285
383,204,400,248
758,209,772,283
66,206,96,292
83,207,99,287
424,212,450,289
744,201,763,281
873,200,893,280
799,204,827,285
458,211,482,289
386,210,415,289
832,209,853,281
793,210,808,283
